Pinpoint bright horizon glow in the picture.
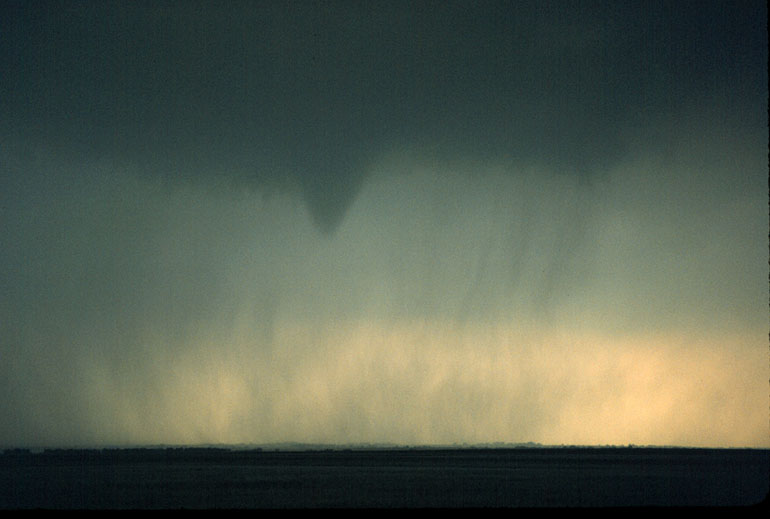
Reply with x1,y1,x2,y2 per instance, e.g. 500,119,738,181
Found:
9,321,768,450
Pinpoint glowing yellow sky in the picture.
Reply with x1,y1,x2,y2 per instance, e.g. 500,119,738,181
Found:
76,318,768,448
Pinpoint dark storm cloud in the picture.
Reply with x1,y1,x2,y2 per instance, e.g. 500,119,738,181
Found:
0,1,767,448
1,0,765,232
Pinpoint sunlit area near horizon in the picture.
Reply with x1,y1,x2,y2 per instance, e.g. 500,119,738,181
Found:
0,1,767,452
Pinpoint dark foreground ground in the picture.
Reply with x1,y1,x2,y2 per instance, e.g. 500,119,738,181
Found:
0,447,767,508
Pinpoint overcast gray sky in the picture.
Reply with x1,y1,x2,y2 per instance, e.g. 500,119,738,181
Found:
0,0,767,448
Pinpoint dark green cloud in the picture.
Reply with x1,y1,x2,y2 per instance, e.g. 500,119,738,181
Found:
2,1,765,232
0,1,766,448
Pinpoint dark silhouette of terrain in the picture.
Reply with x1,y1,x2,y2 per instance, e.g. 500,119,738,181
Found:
1,446,767,508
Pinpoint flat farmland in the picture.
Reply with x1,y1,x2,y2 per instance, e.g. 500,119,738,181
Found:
1,448,767,508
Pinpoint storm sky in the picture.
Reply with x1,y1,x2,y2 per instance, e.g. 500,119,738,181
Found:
0,1,767,448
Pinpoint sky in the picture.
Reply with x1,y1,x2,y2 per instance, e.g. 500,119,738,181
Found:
0,1,767,449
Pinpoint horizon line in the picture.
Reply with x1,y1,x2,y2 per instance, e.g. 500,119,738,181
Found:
3,441,768,453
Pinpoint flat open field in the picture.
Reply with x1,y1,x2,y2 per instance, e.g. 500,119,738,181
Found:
1,447,767,508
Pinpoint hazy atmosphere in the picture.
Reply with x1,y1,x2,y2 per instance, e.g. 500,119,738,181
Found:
1,1,767,449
